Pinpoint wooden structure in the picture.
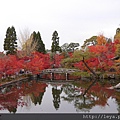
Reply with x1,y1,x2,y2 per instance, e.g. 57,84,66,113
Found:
40,68,79,80
0,68,80,92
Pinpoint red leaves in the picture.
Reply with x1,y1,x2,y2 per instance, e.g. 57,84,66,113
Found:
0,81,47,111
74,42,116,71
75,81,115,107
74,58,100,70
53,54,65,68
114,39,120,44
25,52,51,74
88,45,108,54
0,52,52,78
0,55,22,76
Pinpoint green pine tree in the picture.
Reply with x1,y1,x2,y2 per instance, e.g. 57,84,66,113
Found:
32,31,46,53
4,26,17,55
51,30,61,53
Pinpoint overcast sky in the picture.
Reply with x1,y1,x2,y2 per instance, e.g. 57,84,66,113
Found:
0,0,120,51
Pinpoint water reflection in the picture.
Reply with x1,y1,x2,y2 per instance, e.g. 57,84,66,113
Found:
0,79,120,113
114,89,120,113
52,85,63,110
61,80,118,112
0,80,47,113
61,84,94,112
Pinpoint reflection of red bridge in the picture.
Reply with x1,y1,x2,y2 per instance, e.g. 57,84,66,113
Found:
40,68,80,80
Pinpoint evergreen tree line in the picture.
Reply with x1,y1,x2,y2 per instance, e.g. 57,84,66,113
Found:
4,26,47,55
3,26,61,55
3,26,80,56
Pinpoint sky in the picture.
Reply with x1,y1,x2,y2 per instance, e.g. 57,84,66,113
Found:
0,0,120,51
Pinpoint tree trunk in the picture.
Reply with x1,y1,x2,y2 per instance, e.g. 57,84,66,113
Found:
82,57,98,78
83,79,97,96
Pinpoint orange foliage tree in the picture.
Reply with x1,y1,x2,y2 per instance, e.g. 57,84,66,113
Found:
96,34,107,45
73,42,115,76
88,44,115,71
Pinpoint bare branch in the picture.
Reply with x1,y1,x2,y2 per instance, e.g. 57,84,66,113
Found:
17,28,38,57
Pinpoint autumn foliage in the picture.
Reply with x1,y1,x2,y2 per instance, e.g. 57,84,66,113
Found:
73,39,118,73
97,34,107,45
0,51,67,80
0,52,51,79
0,80,47,112
0,32,120,80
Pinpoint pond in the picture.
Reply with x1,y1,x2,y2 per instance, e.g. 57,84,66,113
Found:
0,79,120,113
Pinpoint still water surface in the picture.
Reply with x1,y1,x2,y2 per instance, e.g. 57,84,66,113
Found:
0,79,120,113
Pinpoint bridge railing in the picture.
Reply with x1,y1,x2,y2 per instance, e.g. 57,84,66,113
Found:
41,68,79,74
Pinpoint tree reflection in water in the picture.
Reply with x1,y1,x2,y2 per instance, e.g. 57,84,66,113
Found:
52,85,63,110
0,79,120,113
0,80,47,113
61,84,93,112
61,80,116,112
114,89,120,113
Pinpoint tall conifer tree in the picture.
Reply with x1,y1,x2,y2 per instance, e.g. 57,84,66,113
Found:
32,31,46,53
51,31,61,53
4,26,17,55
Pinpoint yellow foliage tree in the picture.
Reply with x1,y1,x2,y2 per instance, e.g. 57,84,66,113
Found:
97,34,107,45
115,44,120,56
17,29,38,57
114,28,120,42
